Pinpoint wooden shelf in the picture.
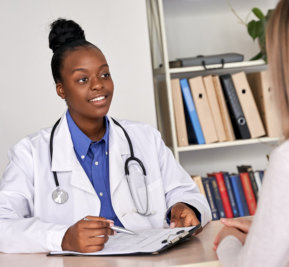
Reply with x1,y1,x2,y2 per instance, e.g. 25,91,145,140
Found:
177,137,281,152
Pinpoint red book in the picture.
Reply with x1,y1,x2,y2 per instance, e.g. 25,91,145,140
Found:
208,172,233,218
239,172,257,215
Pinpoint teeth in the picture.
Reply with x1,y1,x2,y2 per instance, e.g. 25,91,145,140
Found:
90,96,105,102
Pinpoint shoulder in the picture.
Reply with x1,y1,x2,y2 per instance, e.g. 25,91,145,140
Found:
8,127,52,159
109,117,161,138
262,139,289,187
269,139,289,164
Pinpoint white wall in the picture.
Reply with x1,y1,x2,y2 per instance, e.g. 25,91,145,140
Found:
163,0,278,62
0,0,156,174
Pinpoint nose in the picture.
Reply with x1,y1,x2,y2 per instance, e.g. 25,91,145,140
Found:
90,76,103,91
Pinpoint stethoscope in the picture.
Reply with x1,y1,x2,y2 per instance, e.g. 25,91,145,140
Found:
49,118,152,216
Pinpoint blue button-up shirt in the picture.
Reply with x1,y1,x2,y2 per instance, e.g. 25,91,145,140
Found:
66,111,123,226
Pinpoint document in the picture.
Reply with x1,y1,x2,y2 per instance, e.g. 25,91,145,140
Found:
48,225,201,256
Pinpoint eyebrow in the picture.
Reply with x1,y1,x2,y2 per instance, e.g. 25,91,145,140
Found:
71,64,109,74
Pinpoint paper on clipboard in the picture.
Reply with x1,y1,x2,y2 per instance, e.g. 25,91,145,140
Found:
48,225,201,256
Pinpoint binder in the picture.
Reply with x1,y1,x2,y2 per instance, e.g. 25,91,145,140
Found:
232,72,265,138
222,172,239,217
192,175,206,196
219,74,251,139
48,225,202,256
202,177,220,220
237,165,259,201
188,77,218,144
169,53,244,68
230,174,250,217
239,172,257,215
171,79,189,146
212,76,235,141
203,75,226,142
208,172,233,218
247,71,282,138
180,79,205,144
209,176,226,218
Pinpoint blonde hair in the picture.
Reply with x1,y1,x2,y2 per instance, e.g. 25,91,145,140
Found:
266,0,289,138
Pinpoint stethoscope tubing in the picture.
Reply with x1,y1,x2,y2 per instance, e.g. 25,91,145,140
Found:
49,117,151,215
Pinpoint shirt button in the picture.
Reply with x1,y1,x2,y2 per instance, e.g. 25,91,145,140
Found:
99,192,103,197
105,151,108,156
81,155,85,159
95,161,99,166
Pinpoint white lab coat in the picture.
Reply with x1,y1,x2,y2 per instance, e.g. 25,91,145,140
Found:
0,114,211,253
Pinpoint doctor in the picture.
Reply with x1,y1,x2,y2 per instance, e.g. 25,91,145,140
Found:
0,19,211,253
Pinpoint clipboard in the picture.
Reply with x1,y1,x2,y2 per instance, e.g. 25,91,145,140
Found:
48,224,202,256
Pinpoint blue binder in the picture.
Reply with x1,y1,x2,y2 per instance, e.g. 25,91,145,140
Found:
180,79,205,144
202,177,219,220
223,172,239,217
230,174,250,217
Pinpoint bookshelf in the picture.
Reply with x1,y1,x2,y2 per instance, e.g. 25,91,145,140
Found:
146,0,280,174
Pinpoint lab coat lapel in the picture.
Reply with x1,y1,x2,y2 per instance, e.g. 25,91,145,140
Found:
51,113,96,195
108,117,130,196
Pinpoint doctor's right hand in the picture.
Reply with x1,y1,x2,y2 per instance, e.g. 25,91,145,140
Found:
61,216,114,253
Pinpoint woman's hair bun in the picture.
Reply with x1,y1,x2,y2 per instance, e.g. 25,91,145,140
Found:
49,19,86,53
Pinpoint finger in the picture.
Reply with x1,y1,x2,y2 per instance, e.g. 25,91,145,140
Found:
188,214,200,227
87,235,109,246
214,233,220,247
170,206,184,227
169,222,176,229
174,218,185,228
220,218,251,233
183,214,194,227
82,244,105,253
87,227,114,237
82,220,113,229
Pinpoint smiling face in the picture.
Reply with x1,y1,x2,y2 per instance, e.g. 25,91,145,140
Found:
56,46,114,126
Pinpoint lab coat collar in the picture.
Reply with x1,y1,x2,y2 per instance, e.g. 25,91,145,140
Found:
51,114,131,172
107,116,131,196
51,113,74,172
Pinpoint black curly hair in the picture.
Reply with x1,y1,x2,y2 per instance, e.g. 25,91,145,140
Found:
49,18,99,83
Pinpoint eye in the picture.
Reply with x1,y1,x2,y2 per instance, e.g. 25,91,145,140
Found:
101,72,111,79
78,77,88,84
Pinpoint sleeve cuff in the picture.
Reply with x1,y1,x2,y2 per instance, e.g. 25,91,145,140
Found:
216,235,243,267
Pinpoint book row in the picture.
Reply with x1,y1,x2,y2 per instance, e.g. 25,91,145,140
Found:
192,165,264,220
171,71,282,146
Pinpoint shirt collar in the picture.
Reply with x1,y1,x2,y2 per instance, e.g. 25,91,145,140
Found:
66,111,110,158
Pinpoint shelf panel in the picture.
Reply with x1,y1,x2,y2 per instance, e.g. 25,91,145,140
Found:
177,137,281,152
169,60,265,74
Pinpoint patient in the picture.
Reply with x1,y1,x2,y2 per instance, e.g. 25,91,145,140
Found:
213,0,289,266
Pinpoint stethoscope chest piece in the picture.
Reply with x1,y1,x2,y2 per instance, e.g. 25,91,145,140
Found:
52,187,69,204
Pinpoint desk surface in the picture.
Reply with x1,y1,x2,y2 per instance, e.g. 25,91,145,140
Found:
0,220,223,267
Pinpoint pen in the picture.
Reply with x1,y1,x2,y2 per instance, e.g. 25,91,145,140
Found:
83,217,136,235
110,225,136,235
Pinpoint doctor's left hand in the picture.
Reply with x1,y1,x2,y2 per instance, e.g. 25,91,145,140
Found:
61,216,114,253
170,202,200,228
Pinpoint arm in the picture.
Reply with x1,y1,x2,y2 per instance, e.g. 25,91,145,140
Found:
0,139,113,253
214,217,252,250
153,129,212,227
0,143,68,252
216,145,289,266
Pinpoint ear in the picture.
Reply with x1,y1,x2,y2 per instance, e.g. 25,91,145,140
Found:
56,83,66,99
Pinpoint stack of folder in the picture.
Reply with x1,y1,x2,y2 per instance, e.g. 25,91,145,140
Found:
171,71,282,146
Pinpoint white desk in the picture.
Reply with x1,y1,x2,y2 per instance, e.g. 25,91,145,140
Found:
0,220,223,267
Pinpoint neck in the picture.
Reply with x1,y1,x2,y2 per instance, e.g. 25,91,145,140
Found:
69,113,106,142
